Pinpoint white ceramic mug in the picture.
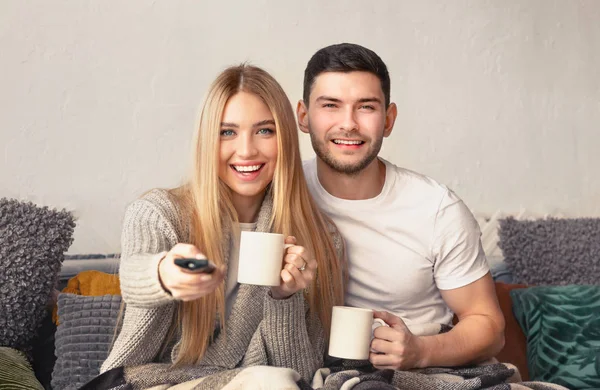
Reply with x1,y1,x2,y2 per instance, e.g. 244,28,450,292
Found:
328,306,387,360
237,231,293,286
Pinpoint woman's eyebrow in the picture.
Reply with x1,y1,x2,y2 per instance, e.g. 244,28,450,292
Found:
252,119,276,128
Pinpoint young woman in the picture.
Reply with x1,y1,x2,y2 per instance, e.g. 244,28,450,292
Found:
99,64,345,385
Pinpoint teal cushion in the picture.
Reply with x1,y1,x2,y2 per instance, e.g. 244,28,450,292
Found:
511,285,600,390
0,346,44,389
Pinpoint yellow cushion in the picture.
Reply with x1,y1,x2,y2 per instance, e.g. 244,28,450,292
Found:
52,270,120,324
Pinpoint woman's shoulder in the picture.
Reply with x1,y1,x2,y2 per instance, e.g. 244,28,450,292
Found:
125,188,189,233
138,188,177,207
322,217,337,234
321,214,344,251
128,188,178,215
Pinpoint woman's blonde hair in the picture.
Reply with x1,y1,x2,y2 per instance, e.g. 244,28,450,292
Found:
170,64,345,365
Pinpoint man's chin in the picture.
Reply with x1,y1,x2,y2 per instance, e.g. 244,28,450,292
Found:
313,143,379,175
322,158,372,175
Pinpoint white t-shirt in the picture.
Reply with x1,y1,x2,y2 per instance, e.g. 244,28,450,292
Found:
225,222,257,319
303,158,489,327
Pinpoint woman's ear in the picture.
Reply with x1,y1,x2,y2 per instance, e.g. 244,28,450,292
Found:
296,100,310,134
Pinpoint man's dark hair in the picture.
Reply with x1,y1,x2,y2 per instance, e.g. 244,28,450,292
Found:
303,43,391,107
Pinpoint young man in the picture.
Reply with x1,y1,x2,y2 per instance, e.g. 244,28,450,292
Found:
297,43,505,370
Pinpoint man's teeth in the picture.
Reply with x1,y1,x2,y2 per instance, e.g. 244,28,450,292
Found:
333,140,362,145
233,165,262,172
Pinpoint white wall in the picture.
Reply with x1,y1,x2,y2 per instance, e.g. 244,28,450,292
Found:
1,0,599,254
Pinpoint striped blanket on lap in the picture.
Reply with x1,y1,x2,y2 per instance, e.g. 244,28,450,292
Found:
83,359,569,390
307,359,569,390
0,347,44,390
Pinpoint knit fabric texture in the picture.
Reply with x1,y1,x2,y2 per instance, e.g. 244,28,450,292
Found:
0,198,75,355
498,217,600,285
100,189,343,383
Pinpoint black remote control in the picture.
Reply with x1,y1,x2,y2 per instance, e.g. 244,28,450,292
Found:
174,258,217,273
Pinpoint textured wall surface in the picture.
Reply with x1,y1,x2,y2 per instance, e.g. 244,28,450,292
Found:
1,0,599,253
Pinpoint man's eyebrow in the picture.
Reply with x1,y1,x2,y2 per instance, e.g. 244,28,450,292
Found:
315,96,343,103
252,119,276,127
357,97,383,104
315,96,382,104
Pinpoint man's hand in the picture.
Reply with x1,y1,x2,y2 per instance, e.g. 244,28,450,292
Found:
369,311,424,370
370,274,505,370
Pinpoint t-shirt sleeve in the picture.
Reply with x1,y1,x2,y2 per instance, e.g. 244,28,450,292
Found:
431,189,489,290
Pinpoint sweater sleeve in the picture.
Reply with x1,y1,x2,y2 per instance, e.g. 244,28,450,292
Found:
118,197,180,308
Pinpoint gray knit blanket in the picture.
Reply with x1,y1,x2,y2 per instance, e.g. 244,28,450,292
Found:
309,359,569,390
82,354,569,390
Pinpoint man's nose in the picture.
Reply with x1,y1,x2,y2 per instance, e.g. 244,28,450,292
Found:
339,107,359,132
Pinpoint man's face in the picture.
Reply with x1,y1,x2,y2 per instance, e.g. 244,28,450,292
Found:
298,71,394,175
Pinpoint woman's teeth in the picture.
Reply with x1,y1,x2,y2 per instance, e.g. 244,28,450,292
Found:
233,164,262,172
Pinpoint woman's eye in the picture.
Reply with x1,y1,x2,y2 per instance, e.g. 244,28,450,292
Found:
257,128,274,135
220,129,235,137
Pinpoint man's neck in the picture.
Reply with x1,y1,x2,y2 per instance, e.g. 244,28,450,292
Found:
316,158,386,200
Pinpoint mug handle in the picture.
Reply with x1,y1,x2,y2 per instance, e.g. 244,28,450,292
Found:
370,318,389,354
371,318,388,337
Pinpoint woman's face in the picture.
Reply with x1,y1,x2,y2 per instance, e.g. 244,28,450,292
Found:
218,91,278,204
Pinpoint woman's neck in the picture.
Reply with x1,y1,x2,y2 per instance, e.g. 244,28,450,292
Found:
231,191,265,223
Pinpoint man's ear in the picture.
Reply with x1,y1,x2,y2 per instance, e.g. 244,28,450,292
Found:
384,103,398,138
296,100,310,134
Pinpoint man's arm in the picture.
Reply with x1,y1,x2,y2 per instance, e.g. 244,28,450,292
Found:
370,272,505,369
419,272,505,366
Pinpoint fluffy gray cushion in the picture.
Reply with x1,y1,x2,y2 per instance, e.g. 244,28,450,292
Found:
52,293,122,390
498,217,600,285
0,198,75,355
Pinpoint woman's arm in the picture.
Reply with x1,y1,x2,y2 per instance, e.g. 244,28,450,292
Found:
118,196,180,308
102,192,183,372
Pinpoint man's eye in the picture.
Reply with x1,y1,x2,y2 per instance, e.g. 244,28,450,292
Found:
220,129,235,137
360,105,375,110
323,103,337,108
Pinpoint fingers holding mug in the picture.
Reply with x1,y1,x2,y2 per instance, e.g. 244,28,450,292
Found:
283,239,316,274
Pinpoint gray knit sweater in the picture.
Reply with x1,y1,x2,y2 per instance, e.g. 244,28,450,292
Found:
100,189,343,382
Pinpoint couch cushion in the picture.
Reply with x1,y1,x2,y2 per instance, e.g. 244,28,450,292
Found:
0,198,75,356
490,261,516,284
498,217,600,285
0,346,44,389
51,293,122,390
53,270,121,325
494,282,529,381
511,284,600,389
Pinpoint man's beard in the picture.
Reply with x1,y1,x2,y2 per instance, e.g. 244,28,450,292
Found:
309,128,383,176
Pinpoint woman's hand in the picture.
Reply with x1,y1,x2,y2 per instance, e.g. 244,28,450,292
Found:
158,243,226,301
270,236,317,300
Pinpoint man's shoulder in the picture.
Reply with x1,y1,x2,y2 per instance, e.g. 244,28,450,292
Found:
302,158,319,189
383,159,451,203
302,157,317,173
